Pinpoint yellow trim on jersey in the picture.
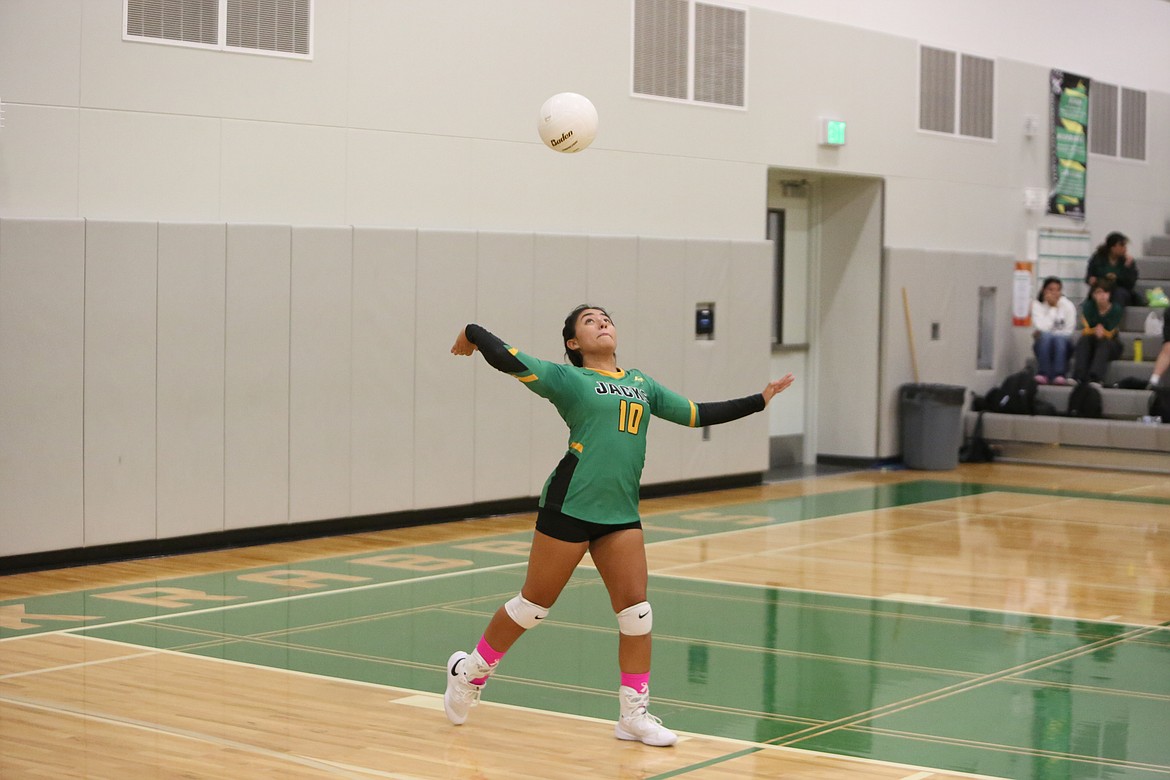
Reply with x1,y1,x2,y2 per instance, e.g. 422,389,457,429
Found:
508,347,519,356
517,374,538,383
570,441,584,453
689,401,697,427
591,367,626,379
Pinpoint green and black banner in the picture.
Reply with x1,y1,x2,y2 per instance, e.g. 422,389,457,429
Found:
1049,71,1089,218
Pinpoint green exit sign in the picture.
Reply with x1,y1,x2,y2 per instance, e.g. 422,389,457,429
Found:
820,118,846,146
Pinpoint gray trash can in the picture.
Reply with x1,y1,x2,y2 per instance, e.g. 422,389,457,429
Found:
900,384,966,470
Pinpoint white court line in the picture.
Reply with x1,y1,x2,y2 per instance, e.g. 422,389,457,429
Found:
0,649,157,680
884,593,948,604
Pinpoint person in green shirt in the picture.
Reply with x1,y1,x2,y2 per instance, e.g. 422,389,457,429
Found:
1072,282,1124,386
443,304,794,746
1084,231,1139,307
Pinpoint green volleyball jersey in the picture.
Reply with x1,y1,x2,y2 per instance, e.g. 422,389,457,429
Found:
507,348,697,525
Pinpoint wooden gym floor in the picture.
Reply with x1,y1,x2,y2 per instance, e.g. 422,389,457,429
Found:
1,462,1168,779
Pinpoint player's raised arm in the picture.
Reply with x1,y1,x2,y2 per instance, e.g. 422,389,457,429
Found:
694,372,794,425
451,327,477,356
762,373,795,405
651,373,796,428
452,324,531,374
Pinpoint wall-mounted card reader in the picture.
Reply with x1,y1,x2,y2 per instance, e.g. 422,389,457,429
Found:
695,303,715,339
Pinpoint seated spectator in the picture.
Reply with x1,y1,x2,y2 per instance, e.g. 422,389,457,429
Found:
1031,276,1077,384
1085,231,1139,307
1072,281,1123,386
1148,312,1169,389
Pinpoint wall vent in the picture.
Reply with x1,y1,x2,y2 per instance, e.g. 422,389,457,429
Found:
125,0,311,57
919,46,956,134
226,0,310,56
958,54,994,139
1089,82,1146,161
694,3,745,107
126,0,218,46
1089,82,1119,156
633,0,689,100
920,46,994,139
632,0,746,108
1120,87,1147,161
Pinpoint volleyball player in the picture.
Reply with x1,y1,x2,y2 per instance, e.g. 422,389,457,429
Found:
444,305,794,746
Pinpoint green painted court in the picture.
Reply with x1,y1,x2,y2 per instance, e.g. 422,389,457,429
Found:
4,480,1169,779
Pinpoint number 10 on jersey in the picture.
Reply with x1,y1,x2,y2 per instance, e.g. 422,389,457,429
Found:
618,400,644,435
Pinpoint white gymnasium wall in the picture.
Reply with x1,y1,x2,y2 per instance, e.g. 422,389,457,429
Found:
83,221,157,546
2,1,1170,554
746,0,1170,94
880,249,1018,458
813,178,884,459
0,217,775,557
413,230,478,510
0,220,86,556
350,228,418,517
290,228,354,523
474,231,536,504
3,1,1168,252
708,241,774,475
883,57,1170,258
157,222,226,539
224,225,291,531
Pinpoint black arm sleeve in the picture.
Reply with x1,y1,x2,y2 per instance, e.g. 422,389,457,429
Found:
465,323,528,374
695,394,766,426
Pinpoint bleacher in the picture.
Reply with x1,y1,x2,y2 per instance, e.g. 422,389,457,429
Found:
964,251,1170,472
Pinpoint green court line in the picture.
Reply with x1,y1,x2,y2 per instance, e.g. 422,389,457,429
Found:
646,747,764,779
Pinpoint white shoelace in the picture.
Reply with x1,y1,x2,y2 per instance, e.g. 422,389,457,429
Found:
454,680,482,707
630,710,664,729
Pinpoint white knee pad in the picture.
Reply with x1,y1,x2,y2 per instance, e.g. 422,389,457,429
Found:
616,601,653,636
504,593,550,629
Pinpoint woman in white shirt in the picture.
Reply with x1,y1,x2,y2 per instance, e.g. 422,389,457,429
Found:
1032,276,1079,384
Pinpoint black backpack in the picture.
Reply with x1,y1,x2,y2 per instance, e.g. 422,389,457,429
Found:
1151,386,1170,422
1067,383,1103,418
1033,398,1059,416
986,371,1037,414
959,411,996,463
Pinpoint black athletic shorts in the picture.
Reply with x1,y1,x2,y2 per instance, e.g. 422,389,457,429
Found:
535,506,642,543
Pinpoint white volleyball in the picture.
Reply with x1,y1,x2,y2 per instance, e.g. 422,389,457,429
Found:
537,92,598,153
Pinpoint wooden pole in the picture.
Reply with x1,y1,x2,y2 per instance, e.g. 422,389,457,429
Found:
902,286,920,383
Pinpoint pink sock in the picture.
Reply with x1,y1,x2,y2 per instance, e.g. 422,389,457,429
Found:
471,636,505,685
621,672,650,694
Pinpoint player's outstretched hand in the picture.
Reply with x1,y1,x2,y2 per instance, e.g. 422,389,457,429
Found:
451,328,477,356
761,373,795,405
